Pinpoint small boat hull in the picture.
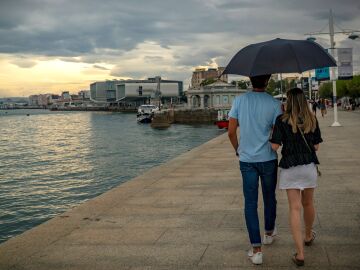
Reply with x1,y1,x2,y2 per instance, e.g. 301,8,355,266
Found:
137,114,153,123
216,120,229,129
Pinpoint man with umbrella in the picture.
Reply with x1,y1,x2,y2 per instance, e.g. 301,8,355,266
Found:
228,74,281,265
225,38,336,265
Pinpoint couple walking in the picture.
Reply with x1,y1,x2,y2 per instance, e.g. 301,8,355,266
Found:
228,74,323,266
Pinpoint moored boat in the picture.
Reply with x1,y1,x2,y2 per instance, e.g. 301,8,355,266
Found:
215,109,230,129
137,105,159,123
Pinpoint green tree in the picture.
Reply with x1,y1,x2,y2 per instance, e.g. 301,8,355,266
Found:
266,79,277,95
347,75,360,98
319,82,332,98
289,79,296,88
336,79,349,98
237,80,248,89
319,75,360,99
200,78,217,86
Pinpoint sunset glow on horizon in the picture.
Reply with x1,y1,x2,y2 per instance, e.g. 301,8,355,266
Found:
0,0,359,98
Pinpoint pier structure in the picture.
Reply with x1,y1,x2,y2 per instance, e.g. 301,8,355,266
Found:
0,109,359,269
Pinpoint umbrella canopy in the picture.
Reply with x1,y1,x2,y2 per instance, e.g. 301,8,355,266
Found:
223,38,337,77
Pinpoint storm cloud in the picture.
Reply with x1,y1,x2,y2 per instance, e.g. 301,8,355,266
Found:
0,0,359,81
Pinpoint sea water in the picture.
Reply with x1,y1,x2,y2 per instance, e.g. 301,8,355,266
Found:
0,109,223,243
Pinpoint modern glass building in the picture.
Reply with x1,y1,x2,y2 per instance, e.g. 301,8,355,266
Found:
90,78,183,104
90,80,119,103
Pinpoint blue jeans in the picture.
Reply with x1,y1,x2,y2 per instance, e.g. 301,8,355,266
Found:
239,160,278,247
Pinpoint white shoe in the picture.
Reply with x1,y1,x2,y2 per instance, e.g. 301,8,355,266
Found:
263,227,277,245
247,249,263,265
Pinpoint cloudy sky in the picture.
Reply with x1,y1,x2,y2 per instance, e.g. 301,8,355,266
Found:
0,0,359,97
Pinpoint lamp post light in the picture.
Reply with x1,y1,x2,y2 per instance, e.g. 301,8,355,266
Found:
305,9,359,127
328,9,341,126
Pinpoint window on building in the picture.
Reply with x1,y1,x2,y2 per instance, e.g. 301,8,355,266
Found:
223,95,229,104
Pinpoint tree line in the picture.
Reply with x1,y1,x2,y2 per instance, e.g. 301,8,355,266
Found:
230,75,360,99
231,78,297,96
319,75,360,98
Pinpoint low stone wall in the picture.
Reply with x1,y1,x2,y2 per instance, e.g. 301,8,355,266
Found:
153,109,218,125
50,107,137,112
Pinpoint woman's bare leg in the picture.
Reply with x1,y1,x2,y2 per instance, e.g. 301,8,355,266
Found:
301,188,315,241
287,189,304,260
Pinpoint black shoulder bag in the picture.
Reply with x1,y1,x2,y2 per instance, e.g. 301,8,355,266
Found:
297,126,322,177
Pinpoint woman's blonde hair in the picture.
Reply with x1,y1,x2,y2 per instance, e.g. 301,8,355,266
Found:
281,88,316,134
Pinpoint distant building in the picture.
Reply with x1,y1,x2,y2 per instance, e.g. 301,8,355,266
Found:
90,77,183,105
37,94,50,107
29,95,39,106
48,95,60,105
78,90,90,100
187,80,247,109
191,67,228,88
61,91,71,100
28,94,60,107
89,80,120,103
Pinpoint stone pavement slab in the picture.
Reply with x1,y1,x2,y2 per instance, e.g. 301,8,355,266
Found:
0,109,359,269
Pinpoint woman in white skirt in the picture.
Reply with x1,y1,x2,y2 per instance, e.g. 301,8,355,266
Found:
270,88,323,267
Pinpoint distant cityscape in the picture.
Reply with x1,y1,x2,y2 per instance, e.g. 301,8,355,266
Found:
0,67,320,110
0,67,232,110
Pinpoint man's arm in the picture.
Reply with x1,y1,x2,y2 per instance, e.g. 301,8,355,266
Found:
228,117,239,155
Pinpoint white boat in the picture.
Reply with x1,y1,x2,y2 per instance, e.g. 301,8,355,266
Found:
136,105,159,123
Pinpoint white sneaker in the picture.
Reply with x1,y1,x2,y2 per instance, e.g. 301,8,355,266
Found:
263,227,277,245
247,249,263,265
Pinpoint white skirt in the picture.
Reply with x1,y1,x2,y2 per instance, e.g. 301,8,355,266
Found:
279,163,317,190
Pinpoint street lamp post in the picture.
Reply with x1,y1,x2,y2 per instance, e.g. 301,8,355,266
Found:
329,9,341,126
305,9,359,127
308,71,312,100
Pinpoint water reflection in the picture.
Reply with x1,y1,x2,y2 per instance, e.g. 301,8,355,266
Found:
0,110,223,243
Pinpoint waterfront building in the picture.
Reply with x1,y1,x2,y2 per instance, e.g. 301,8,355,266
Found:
78,90,90,100
61,91,71,101
187,80,247,109
90,80,118,103
28,94,59,107
48,95,60,105
29,95,39,106
37,94,50,107
191,67,228,88
90,78,183,106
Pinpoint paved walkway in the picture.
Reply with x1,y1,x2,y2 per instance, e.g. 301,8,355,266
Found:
1,109,359,270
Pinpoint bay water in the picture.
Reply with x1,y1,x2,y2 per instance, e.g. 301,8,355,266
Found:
0,109,224,243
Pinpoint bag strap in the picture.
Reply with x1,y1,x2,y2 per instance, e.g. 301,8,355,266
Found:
297,125,313,153
297,125,321,177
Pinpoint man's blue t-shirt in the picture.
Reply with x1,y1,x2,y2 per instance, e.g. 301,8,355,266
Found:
229,91,282,162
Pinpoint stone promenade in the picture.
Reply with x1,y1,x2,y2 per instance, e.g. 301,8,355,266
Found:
0,109,359,270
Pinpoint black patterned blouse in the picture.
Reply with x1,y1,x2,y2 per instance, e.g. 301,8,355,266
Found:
270,114,323,169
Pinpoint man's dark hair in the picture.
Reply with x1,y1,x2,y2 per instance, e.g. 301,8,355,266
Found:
250,74,271,89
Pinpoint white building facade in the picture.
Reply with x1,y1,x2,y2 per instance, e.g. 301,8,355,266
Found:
187,81,247,109
90,78,183,104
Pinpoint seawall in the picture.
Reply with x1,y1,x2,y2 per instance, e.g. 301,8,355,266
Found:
153,108,218,125
0,109,359,269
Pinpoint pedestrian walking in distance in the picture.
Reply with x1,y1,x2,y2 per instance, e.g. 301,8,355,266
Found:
311,99,318,116
319,98,327,117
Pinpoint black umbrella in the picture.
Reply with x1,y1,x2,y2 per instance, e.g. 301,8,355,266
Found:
223,38,337,76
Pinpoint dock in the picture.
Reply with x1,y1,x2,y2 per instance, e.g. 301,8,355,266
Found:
0,109,359,269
